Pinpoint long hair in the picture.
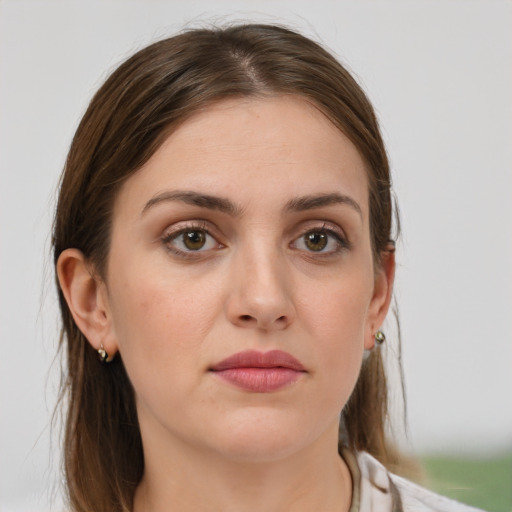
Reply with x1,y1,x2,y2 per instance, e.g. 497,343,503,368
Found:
53,24,400,512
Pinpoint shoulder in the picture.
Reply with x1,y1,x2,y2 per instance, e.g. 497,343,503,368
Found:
390,471,484,512
350,450,485,512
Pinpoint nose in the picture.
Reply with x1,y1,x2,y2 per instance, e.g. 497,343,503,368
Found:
225,247,296,331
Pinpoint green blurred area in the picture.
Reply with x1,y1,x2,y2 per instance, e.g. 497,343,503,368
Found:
421,454,512,512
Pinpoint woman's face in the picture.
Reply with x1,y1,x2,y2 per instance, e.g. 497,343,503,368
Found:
102,96,391,462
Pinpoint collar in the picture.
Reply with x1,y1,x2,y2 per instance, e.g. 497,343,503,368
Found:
341,448,404,512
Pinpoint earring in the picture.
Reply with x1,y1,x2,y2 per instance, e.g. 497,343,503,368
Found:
98,344,111,363
374,330,386,345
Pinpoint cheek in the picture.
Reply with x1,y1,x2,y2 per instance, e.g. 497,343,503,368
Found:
106,258,227,399
298,274,372,404
106,267,227,438
111,259,218,341
300,270,372,343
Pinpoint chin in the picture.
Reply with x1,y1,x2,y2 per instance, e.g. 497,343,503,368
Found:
204,409,332,464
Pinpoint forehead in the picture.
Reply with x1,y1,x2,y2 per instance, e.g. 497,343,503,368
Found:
115,95,369,220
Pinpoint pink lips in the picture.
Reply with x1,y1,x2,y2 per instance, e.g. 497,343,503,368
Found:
209,350,306,392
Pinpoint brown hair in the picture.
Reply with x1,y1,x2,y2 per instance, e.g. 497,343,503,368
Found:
53,24,400,512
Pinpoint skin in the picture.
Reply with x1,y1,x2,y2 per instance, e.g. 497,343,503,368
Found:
58,96,394,511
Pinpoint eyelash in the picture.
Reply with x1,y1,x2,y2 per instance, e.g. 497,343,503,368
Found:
160,222,351,259
160,222,221,259
290,226,351,257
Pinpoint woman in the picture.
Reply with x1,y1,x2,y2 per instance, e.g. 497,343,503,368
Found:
53,24,482,512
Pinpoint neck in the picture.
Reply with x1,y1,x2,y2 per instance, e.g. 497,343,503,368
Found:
133,422,352,512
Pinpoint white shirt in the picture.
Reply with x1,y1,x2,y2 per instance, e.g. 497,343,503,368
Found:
343,450,485,512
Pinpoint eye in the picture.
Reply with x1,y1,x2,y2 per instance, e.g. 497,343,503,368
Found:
291,228,348,254
162,227,220,254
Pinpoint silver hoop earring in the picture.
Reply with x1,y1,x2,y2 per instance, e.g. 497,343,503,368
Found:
374,330,386,345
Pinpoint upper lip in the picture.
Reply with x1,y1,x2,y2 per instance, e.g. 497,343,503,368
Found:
210,349,306,372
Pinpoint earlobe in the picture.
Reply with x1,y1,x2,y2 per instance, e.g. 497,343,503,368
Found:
56,249,118,357
365,248,396,350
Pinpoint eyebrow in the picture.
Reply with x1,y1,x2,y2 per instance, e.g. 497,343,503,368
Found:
284,193,362,218
141,191,242,216
141,190,362,218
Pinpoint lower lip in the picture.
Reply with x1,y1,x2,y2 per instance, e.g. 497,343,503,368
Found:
212,368,303,392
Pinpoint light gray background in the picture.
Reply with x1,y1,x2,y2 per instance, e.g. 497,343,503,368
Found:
1,1,511,510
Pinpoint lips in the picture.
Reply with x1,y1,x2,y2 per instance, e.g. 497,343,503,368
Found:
209,349,306,392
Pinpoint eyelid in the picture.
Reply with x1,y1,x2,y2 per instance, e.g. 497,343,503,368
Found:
160,220,224,258
290,221,351,254
161,219,209,238
293,220,348,240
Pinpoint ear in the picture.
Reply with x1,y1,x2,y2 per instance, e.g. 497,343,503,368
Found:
364,247,395,350
56,248,118,358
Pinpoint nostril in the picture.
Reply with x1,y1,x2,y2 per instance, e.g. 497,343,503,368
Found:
234,313,292,329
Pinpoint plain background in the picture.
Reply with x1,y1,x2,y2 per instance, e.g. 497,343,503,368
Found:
1,1,511,510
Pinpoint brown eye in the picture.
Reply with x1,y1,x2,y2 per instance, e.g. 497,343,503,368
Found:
291,227,349,255
183,230,206,250
304,232,327,252
163,227,220,254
